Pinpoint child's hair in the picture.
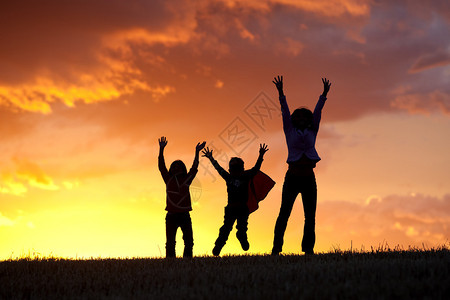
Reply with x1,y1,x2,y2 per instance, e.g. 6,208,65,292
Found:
291,107,313,129
229,157,244,174
169,160,187,176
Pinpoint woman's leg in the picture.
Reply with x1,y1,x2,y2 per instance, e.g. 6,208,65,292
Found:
300,173,317,254
272,173,299,254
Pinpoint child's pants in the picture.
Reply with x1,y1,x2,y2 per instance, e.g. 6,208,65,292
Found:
165,212,193,258
215,206,249,247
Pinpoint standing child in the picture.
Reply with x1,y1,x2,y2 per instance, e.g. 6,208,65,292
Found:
158,136,205,258
202,144,269,256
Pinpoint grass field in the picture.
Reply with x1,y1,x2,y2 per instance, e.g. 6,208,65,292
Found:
1,247,449,299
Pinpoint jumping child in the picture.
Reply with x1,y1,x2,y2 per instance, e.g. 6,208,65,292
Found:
202,144,269,256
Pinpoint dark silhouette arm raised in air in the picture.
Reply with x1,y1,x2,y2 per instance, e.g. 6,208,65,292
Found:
158,136,169,182
273,76,332,133
191,142,206,171
322,77,331,98
312,78,331,132
248,144,269,176
273,76,292,134
202,147,230,180
185,141,206,184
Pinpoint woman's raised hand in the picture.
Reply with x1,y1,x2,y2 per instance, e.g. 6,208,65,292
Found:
159,136,168,149
322,78,331,97
272,75,284,96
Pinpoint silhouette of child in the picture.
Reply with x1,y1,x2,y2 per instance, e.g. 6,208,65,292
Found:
271,76,331,255
202,144,269,256
158,136,206,258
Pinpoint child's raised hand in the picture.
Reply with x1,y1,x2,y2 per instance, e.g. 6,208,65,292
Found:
259,143,269,155
322,77,331,97
202,147,213,159
196,141,206,152
159,136,168,149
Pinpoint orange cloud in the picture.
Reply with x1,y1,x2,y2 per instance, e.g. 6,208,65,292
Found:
216,0,370,17
318,194,450,249
4,0,446,121
275,38,304,57
390,91,450,116
0,1,186,113
215,80,224,88
103,26,195,49
409,49,450,73
14,157,59,191
274,0,370,17
234,19,257,41
0,158,60,195
0,57,174,113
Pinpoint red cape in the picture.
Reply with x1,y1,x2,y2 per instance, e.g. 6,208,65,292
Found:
247,171,275,214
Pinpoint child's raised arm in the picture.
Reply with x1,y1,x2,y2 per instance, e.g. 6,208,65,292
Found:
191,141,206,170
202,147,229,180
184,141,206,183
158,136,169,180
201,147,214,160
250,143,269,174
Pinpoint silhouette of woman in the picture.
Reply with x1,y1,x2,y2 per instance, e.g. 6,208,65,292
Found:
271,76,331,255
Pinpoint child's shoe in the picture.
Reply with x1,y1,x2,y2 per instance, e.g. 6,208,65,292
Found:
304,249,314,255
236,233,249,251
240,239,249,251
271,247,281,256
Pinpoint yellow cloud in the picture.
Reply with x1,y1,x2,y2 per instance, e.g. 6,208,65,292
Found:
0,212,15,227
0,25,180,114
406,226,419,237
14,158,59,191
0,70,174,114
7,158,60,191
0,174,28,196
62,181,80,190
0,77,122,114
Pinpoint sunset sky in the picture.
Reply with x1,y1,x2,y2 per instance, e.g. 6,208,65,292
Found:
1,0,449,259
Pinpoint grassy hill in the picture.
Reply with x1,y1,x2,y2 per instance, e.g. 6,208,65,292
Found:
1,247,449,299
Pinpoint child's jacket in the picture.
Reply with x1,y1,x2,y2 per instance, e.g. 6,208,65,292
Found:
159,155,198,213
